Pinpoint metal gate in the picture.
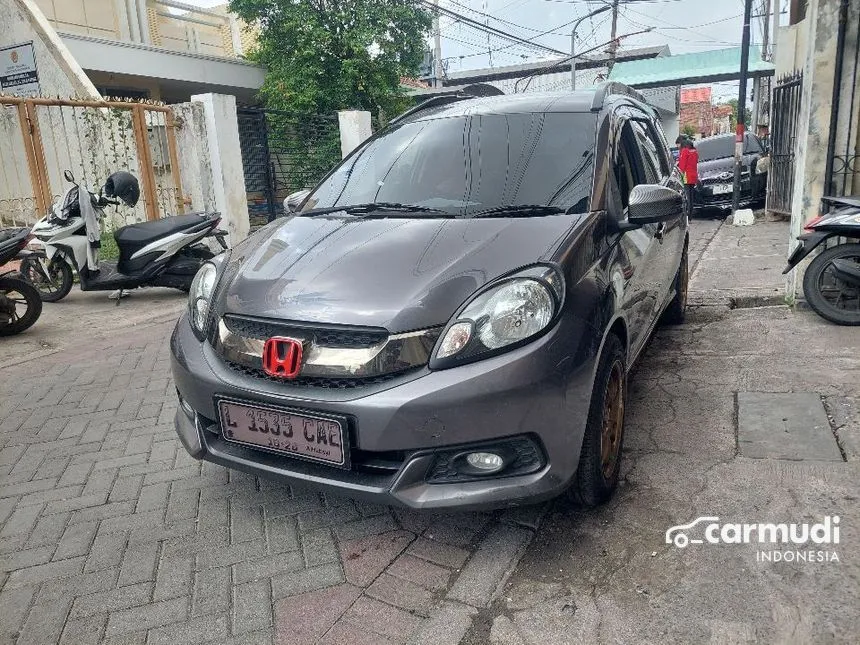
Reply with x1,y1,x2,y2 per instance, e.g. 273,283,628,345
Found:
767,71,803,216
237,108,341,226
0,97,184,227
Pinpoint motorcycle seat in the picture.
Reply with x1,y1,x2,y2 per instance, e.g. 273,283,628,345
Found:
114,213,211,249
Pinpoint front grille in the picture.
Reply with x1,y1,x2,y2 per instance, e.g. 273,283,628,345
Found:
225,360,413,389
223,315,387,348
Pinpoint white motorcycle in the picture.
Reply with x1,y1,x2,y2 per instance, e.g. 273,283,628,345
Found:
20,170,228,302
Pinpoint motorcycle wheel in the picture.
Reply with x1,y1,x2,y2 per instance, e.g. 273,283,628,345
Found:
20,257,74,302
0,275,43,336
802,243,860,326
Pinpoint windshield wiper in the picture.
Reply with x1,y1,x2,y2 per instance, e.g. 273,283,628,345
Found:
302,202,446,216
470,205,568,218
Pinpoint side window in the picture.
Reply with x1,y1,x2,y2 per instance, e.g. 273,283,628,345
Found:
744,133,764,154
629,120,661,184
645,119,672,176
613,121,646,210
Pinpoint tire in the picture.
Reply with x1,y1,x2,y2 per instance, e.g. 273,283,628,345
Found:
802,243,860,326
569,334,628,507
20,256,74,302
662,244,689,325
0,275,42,336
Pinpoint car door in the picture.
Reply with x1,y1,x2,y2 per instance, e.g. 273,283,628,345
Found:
606,114,661,359
628,114,686,313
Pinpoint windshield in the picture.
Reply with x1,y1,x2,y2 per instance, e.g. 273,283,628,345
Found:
304,112,597,217
695,136,734,162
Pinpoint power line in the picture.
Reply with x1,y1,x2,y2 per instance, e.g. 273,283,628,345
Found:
416,0,569,56
514,27,653,92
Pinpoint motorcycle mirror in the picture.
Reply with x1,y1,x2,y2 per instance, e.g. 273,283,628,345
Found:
63,170,75,183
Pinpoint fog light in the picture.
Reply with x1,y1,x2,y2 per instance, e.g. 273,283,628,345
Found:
465,452,505,473
179,395,195,419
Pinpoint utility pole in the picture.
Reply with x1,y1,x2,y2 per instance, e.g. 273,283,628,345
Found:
432,0,443,87
772,0,781,62
732,0,755,213
483,0,493,67
752,0,770,134
571,4,612,90
608,0,620,73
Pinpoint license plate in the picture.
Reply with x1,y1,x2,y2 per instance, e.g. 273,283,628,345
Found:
712,184,732,195
217,400,348,468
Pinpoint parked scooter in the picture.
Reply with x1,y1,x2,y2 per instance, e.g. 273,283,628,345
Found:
783,195,860,325
0,228,42,336
20,170,228,302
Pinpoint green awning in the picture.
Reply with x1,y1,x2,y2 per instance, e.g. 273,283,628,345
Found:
608,47,774,89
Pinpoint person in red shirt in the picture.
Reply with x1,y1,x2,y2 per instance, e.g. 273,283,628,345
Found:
675,136,698,217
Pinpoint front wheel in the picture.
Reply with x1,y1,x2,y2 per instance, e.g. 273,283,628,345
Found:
802,243,860,325
0,275,43,336
569,334,628,507
20,256,74,302
662,245,689,325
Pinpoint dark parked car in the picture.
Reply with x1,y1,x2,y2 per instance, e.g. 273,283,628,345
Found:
170,85,689,510
693,132,768,210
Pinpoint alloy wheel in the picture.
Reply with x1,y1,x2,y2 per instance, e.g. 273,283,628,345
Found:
600,360,625,479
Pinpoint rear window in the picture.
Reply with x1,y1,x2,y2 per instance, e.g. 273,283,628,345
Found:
306,112,598,216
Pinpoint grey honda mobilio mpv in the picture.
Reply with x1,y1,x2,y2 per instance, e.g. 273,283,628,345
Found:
170,84,689,510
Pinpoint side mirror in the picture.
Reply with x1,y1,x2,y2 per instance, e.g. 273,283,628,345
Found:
627,184,683,225
283,190,311,214
63,170,75,183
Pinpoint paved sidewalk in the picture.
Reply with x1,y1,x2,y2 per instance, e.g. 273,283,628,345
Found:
0,303,539,644
689,217,790,306
5,217,854,645
476,217,860,644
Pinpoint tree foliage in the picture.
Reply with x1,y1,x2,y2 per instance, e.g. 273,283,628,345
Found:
230,0,432,117
727,98,751,129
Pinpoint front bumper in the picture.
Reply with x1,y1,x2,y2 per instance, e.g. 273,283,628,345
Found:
170,313,597,510
695,177,757,210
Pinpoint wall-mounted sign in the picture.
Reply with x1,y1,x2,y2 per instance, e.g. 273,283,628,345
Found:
0,42,40,96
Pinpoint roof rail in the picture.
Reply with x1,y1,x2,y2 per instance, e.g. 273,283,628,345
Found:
590,82,647,111
387,94,473,126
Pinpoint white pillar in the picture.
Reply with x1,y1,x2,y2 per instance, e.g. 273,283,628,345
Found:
228,15,244,56
190,93,250,246
136,0,151,45
337,111,373,159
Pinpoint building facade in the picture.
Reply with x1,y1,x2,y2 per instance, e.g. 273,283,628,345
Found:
4,0,263,103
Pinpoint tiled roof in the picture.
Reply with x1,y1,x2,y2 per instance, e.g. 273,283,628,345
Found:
400,77,429,89
681,87,712,104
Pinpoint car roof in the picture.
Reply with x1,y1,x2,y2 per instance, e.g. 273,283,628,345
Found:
402,88,650,124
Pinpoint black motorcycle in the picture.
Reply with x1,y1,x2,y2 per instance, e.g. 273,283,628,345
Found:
0,228,42,336
783,195,860,325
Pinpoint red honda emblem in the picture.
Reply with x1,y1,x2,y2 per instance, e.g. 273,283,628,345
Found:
262,337,303,379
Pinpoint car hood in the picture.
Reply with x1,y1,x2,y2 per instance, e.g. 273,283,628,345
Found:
219,214,578,332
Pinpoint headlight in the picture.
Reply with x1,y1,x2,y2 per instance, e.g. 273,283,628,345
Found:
188,262,218,335
432,266,563,367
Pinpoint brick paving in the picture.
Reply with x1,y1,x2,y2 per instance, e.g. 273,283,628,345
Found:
0,315,542,645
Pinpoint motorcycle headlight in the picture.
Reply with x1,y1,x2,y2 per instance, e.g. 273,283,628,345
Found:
188,262,218,337
431,266,563,368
